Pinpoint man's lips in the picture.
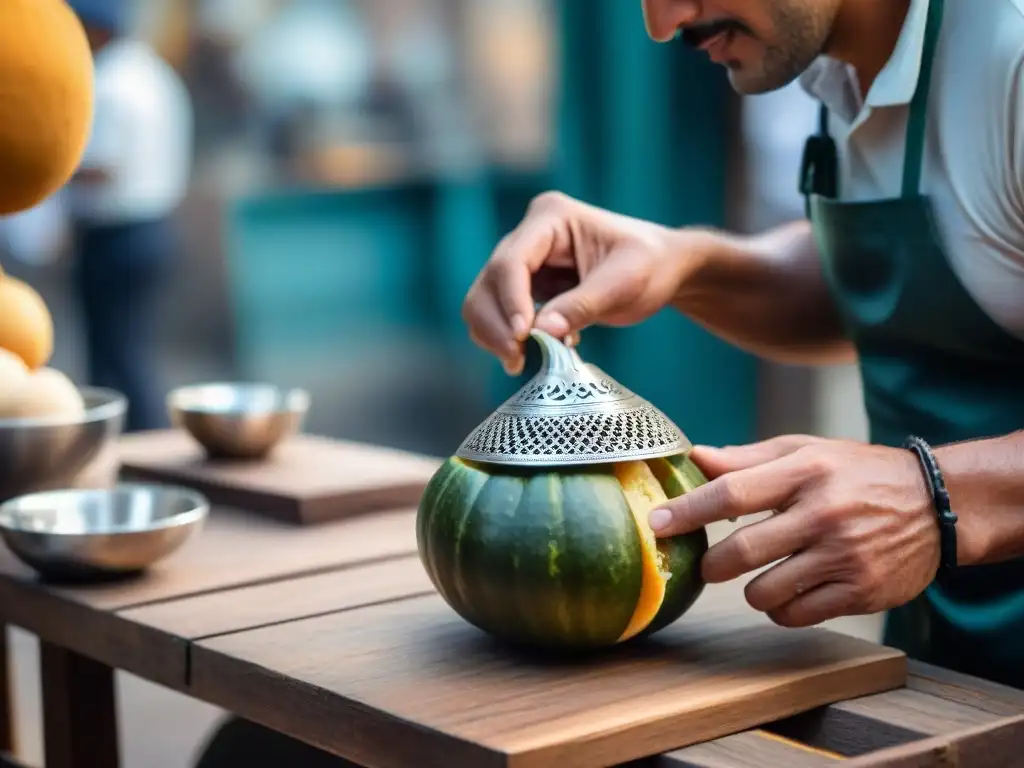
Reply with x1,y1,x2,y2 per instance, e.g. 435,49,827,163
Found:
679,20,747,56
696,29,729,52
703,29,737,62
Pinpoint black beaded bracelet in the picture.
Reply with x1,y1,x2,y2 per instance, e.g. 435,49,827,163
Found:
903,435,958,575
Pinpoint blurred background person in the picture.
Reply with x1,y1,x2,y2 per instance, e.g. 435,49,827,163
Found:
64,0,194,432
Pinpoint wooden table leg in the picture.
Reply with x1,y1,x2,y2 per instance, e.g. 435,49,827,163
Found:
40,641,120,768
0,623,14,759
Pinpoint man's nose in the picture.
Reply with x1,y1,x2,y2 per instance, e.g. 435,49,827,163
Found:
642,0,701,42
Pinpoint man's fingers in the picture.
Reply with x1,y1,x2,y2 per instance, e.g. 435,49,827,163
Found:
690,435,821,478
741,547,836,613
701,507,817,584
535,251,648,337
649,452,811,537
463,282,525,374
488,215,570,340
766,582,862,628
464,203,579,368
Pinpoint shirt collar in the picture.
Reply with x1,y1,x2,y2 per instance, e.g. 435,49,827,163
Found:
799,0,931,116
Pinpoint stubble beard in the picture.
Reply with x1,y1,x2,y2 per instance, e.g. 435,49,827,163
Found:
725,4,834,95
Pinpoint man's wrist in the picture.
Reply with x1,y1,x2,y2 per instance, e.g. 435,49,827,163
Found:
667,226,747,311
932,432,1024,567
903,436,959,575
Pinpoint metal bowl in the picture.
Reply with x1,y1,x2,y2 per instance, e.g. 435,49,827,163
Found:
167,382,310,460
0,483,209,581
0,387,127,504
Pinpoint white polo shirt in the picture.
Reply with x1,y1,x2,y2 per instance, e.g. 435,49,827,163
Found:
66,38,193,226
798,0,1024,341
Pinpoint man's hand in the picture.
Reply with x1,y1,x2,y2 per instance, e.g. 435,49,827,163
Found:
648,435,945,628
461,191,716,375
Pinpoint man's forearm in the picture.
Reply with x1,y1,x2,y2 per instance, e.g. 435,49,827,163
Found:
672,219,855,366
935,431,1024,567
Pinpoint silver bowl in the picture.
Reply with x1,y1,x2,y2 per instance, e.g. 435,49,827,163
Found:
0,387,127,504
0,483,209,581
167,382,310,460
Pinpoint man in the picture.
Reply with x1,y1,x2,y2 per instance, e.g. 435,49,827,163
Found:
65,0,194,432
464,0,1024,689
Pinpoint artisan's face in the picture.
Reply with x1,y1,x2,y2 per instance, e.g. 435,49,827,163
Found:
642,0,841,93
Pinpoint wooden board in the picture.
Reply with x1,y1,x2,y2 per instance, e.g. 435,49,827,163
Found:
118,430,442,525
191,593,907,768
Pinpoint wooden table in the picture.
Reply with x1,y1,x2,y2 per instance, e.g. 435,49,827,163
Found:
2,444,1024,767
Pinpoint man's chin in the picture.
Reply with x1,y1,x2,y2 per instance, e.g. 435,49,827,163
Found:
725,66,801,96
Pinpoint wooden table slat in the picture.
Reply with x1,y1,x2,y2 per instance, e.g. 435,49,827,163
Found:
0,508,420,690
658,729,845,766
905,660,1024,715
0,575,187,690
0,505,419,614
119,555,435,640
839,712,1024,767
765,683,1012,758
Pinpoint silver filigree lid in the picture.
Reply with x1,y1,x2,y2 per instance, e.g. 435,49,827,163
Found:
456,330,691,467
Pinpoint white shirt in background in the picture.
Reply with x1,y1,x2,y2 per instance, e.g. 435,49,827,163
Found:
798,0,1024,340
66,38,194,226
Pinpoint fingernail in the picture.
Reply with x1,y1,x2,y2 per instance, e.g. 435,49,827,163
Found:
649,508,673,532
503,354,524,377
510,314,529,339
537,311,570,337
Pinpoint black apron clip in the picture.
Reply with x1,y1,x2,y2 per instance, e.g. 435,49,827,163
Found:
799,105,838,216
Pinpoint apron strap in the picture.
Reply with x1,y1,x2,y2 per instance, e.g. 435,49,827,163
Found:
799,0,946,207
901,0,945,199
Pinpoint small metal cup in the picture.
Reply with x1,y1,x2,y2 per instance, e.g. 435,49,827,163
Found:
167,382,310,460
0,387,127,504
0,483,209,581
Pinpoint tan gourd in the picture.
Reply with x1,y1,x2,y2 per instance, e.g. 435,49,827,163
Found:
0,348,31,418
0,276,54,371
4,367,86,420
0,0,95,215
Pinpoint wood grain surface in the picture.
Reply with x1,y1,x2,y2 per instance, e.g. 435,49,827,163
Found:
190,592,907,768
118,430,441,525
658,730,845,766
767,687,1007,757
839,713,1024,768
0,506,419,688
121,555,435,640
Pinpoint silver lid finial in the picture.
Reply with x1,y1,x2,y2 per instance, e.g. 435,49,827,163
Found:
455,329,691,467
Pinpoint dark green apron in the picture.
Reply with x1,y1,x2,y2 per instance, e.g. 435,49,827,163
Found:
801,0,1024,688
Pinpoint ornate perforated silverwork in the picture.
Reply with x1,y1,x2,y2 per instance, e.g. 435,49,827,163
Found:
456,330,691,467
